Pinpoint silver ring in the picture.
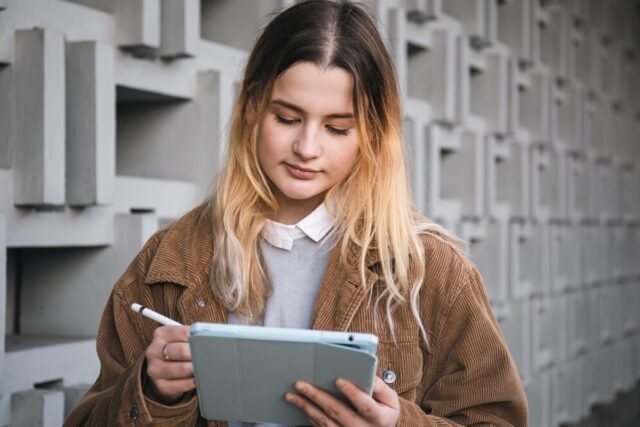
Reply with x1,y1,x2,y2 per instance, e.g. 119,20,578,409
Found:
162,343,170,362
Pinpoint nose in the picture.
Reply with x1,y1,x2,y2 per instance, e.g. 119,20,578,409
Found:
292,123,322,160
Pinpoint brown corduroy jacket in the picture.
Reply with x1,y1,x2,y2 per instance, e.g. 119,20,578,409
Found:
64,205,528,426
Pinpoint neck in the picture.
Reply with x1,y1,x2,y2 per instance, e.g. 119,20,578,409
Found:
272,194,325,225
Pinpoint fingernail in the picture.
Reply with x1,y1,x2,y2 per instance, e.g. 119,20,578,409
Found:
293,381,305,391
284,392,294,402
336,378,347,388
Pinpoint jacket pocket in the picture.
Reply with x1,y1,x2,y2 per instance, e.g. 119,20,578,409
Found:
375,340,423,398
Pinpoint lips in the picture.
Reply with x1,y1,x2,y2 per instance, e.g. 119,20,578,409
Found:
284,163,319,180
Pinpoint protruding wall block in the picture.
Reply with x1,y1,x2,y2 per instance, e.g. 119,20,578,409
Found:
443,0,497,48
11,389,64,427
160,0,200,58
19,213,158,336
65,41,115,206
13,28,65,207
404,0,443,23
497,0,534,64
115,0,160,57
0,66,13,168
0,214,5,378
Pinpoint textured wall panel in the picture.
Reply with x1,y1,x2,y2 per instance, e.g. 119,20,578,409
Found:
1,0,639,425
13,29,65,206
65,41,115,207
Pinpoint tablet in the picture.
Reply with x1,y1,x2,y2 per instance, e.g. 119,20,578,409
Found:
189,322,378,425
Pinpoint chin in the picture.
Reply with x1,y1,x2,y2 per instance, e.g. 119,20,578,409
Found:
278,186,325,202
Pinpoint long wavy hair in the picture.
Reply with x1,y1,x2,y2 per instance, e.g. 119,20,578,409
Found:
209,0,458,338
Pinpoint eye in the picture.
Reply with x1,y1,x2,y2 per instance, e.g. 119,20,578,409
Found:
326,126,351,136
274,114,298,125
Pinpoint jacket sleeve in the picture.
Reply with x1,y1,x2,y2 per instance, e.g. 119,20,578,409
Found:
397,265,528,426
62,250,201,426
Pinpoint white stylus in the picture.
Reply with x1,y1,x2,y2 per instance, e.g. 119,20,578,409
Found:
131,303,183,326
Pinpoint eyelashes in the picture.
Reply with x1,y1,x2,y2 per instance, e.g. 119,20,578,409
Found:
273,114,351,136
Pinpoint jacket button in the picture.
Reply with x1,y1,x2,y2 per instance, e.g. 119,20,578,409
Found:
382,369,397,384
130,403,140,420
197,300,206,308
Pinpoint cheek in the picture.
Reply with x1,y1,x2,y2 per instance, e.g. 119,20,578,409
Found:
257,121,280,165
333,141,360,177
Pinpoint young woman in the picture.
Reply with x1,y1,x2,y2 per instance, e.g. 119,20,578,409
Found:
64,1,528,425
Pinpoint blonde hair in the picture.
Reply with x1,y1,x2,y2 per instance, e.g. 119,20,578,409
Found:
209,0,460,339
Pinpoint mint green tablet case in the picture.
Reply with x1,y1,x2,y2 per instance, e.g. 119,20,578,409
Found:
189,323,378,425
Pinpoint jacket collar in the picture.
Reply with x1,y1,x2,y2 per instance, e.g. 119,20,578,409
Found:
144,204,383,330
144,204,214,287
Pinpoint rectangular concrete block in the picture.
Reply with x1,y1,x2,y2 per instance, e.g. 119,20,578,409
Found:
621,281,640,337
493,139,530,220
613,338,635,393
402,98,433,214
518,68,552,143
539,4,570,80
115,0,160,57
567,156,587,222
566,291,589,358
65,41,115,207
423,124,459,220
62,384,90,419
406,24,462,125
499,299,531,385
200,0,281,51
443,0,497,49
532,297,554,371
550,363,571,426
594,285,615,346
116,71,220,195
469,45,509,135
550,224,582,293
0,66,14,168
553,82,584,153
19,213,158,336
509,222,537,300
525,368,551,427
0,214,5,379
567,356,589,422
530,144,563,221
439,127,484,220
464,219,508,305
497,0,535,65
160,0,199,58
549,294,568,364
13,28,65,206
596,344,616,403
404,0,443,23
11,389,64,427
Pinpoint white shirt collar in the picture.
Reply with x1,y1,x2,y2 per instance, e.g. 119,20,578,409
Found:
261,202,336,250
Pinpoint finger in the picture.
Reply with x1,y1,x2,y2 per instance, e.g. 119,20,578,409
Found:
292,381,357,425
285,392,339,427
371,376,400,409
335,378,384,420
152,377,196,398
152,325,191,342
161,342,192,362
147,360,194,381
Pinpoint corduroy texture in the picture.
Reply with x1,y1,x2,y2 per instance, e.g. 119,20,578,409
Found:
63,204,528,426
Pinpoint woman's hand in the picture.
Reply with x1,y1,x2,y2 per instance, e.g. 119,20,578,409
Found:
144,325,195,402
285,376,400,427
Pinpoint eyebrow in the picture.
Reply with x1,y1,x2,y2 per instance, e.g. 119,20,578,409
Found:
270,99,354,120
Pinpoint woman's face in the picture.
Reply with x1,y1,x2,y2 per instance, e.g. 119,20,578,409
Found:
257,62,360,223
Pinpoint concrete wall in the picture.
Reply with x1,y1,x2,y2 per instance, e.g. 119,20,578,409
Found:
0,0,639,425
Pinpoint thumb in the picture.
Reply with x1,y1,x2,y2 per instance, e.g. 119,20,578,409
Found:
372,376,400,409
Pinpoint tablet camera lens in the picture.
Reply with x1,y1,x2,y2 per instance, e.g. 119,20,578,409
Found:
349,335,354,341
